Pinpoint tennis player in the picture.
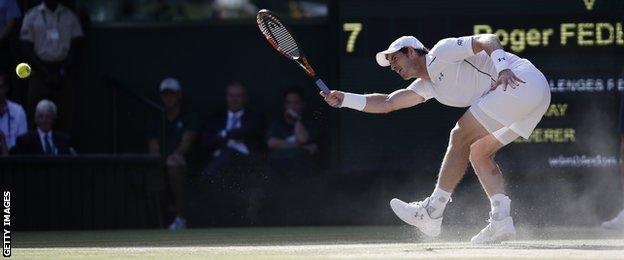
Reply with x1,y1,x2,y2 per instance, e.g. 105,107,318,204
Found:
321,34,551,243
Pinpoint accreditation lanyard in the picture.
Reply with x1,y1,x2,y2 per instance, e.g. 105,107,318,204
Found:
41,9,61,41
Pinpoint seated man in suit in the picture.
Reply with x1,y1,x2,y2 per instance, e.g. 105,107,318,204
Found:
202,82,265,177
12,99,72,155
267,87,319,176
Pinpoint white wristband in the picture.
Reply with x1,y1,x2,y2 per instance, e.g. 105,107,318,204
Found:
490,49,510,75
339,92,367,111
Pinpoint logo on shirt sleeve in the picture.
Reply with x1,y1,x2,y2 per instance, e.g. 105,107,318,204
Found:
457,39,463,46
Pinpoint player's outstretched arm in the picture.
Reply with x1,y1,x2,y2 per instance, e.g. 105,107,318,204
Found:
319,88,424,114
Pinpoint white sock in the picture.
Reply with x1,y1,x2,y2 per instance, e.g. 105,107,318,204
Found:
427,186,452,218
490,194,511,221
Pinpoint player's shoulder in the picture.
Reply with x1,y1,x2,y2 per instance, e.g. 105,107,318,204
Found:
433,37,457,47
431,36,472,52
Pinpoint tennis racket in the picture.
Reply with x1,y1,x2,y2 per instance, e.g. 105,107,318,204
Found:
256,9,330,94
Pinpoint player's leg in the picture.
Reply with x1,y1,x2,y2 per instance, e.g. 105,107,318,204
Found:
390,110,489,236
469,98,520,240
435,112,489,191
431,111,491,211
467,63,551,243
469,127,520,244
469,133,508,197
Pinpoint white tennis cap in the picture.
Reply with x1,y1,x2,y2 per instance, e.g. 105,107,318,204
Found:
375,36,425,67
159,77,181,92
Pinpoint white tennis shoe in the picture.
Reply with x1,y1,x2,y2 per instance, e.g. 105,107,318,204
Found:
601,209,624,230
471,215,516,244
390,198,442,237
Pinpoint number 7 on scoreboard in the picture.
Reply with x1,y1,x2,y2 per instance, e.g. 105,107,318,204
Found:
343,23,363,53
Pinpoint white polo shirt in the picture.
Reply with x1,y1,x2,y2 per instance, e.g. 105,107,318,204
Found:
0,100,27,149
408,36,528,108
20,3,83,62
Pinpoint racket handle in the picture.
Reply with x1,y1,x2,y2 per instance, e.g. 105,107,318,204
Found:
314,78,330,94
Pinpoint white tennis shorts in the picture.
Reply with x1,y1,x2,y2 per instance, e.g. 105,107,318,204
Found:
469,61,551,145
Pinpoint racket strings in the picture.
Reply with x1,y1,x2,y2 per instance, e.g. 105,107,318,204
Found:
259,15,300,57
272,27,299,56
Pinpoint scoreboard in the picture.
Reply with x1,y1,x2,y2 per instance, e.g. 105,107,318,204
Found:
336,0,623,174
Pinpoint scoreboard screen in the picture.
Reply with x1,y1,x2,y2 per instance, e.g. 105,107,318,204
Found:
336,0,623,174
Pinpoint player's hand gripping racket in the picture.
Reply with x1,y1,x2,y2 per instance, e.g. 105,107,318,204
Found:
256,9,330,94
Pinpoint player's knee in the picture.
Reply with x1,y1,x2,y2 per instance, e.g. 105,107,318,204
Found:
469,142,491,166
449,126,470,148
468,149,479,166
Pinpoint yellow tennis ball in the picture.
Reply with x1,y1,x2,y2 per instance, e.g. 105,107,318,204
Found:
15,63,31,79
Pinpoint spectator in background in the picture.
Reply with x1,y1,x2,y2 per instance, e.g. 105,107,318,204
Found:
20,0,83,133
147,78,199,231
0,70,27,155
11,99,72,155
201,83,264,177
266,87,318,175
0,0,21,71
